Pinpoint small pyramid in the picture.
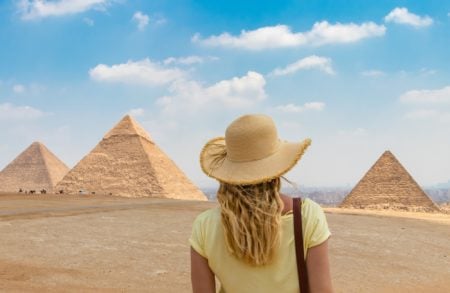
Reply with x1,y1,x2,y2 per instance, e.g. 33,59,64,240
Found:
340,150,439,212
0,142,69,193
56,115,207,200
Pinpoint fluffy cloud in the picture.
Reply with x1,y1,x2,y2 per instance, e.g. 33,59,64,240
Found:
385,7,433,28
276,102,325,113
89,58,186,86
163,55,218,65
157,71,267,113
132,11,149,31
400,86,450,104
17,0,111,20
0,103,45,120
270,55,334,76
192,21,386,50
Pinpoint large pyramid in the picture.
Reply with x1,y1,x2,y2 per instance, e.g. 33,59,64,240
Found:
0,142,69,193
340,150,439,212
56,115,207,200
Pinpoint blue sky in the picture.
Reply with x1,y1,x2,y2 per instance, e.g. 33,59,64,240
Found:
1,0,450,188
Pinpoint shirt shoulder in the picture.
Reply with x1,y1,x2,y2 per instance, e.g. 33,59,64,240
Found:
301,198,331,249
189,207,221,258
193,207,221,225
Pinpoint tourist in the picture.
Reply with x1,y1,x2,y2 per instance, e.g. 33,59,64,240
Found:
190,114,333,292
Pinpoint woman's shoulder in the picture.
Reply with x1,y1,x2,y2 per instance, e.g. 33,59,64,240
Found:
302,197,321,209
192,206,221,225
301,198,326,218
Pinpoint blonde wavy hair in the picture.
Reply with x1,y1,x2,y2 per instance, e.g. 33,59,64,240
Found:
217,177,284,266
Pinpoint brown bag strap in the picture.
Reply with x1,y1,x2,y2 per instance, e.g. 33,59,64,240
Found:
293,197,309,293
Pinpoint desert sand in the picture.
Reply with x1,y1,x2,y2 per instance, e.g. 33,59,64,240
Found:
0,194,449,292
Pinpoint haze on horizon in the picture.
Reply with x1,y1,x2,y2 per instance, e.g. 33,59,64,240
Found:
0,0,449,189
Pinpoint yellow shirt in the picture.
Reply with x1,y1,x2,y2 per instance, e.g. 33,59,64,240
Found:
189,198,331,293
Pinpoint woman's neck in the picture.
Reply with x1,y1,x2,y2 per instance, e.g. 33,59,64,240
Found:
280,193,294,215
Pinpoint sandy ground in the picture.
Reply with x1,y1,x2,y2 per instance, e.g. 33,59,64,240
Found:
0,194,449,292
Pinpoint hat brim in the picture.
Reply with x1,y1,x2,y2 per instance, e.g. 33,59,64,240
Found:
200,137,311,185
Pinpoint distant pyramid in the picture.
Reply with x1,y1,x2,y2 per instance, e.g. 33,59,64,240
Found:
56,115,207,200
340,150,439,212
0,142,69,193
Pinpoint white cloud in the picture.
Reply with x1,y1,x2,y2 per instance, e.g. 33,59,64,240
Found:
404,109,438,120
83,17,94,26
404,110,450,123
270,55,334,76
157,71,267,114
128,108,145,117
163,55,218,65
396,68,438,78
192,21,386,50
401,86,450,124
304,102,326,111
153,15,167,26
13,84,26,93
0,103,45,120
400,86,450,104
17,0,111,20
89,58,186,86
276,102,325,113
132,11,149,31
419,68,436,76
385,7,433,28
361,70,385,77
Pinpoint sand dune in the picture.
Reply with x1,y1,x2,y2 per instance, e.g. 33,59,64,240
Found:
0,194,449,292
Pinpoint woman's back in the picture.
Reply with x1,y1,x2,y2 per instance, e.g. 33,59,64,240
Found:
190,198,330,293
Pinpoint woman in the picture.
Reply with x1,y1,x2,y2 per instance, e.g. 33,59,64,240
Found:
190,114,333,293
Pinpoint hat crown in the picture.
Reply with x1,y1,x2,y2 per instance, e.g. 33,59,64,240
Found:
225,114,279,162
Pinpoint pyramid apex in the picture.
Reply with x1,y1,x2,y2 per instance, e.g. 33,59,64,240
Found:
29,141,47,152
103,115,152,142
122,114,133,122
380,150,398,160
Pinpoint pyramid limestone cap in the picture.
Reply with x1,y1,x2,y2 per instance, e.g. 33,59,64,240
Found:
30,141,45,149
383,150,393,156
103,115,152,142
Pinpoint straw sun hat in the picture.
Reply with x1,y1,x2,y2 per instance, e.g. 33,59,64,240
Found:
200,114,311,185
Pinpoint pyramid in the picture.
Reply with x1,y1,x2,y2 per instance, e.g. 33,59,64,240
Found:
340,150,439,212
0,142,69,193
56,115,207,200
